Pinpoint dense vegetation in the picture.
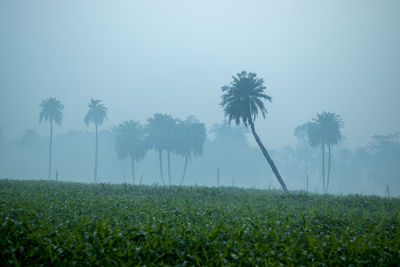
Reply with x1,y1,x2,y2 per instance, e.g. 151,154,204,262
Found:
1,179,399,266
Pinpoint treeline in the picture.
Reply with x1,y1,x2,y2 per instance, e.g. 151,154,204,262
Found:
0,123,399,196
0,71,399,196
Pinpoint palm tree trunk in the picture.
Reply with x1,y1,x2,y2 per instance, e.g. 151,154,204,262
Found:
131,155,135,184
48,120,53,180
326,143,332,192
167,150,171,186
159,150,165,185
249,120,288,192
321,140,326,193
179,154,189,185
94,123,98,183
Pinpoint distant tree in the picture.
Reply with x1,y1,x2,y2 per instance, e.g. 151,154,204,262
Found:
220,71,288,191
84,99,107,183
19,129,40,146
211,121,248,144
176,116,207,185
367,133,400,192
308,111,343,193
39,97,64,180
146,113,177,186
294,122,314,173
114,120,147,184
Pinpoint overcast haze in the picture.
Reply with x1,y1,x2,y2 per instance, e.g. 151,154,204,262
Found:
1,0,399,149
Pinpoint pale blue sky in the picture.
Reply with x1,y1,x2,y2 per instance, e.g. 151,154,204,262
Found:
1,0,399,148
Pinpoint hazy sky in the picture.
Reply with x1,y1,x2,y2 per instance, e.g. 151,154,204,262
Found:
1,0,399,149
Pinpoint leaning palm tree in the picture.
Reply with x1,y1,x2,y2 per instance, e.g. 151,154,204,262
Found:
146,113,177,186
176,116,207,185
308,111,343,193
114,120,147,184
39,97,64,180
220,71,288,191
84,99,107,183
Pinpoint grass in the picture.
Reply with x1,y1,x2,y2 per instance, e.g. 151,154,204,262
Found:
0,179,399,266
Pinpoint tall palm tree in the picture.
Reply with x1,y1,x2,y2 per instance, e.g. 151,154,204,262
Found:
308,111,343,193
220,71,288,191
114,120,147,184
176,116,207,185
39,97,64,180
146,113,177,186
84,99,107,183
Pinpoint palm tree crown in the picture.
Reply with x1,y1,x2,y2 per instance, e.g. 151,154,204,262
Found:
114,120,147,161
308,112,344,147
221,71,271,127
84,99,107,126
39,97,64,125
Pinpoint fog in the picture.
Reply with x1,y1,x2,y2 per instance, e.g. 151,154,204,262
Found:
1,0,399,196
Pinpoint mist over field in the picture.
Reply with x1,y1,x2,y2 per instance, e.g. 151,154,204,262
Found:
0,0,399,195
1,1,400,265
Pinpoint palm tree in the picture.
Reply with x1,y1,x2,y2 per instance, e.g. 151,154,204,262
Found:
39,97,64,180
114,120,147,184
176,116,207,185
146,113,177,186
220,71,288,191
308,111,343,193
84,99,107,183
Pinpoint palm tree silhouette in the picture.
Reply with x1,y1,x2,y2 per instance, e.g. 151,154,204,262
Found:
84,99,107,183
39,97,64,180
308,111,343,193
146,113,177,186
220,71,288,191
114,120,147,184
176,116,207,185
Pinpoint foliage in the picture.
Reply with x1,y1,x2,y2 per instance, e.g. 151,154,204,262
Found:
175,116,207,159
39,97,64,125
1,179,399,266
84,99,107,127
220,71,271,127
146,113,177,153
113,120,147,162
307,112,344,148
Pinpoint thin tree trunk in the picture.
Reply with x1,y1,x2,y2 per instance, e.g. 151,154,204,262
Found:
167,150,171,186
94,123,98,183
321,139,326,193
249,120,288,192
305,161,309,192
326,143,332,192
48,120,53,180
159,150,165,185
179,154,189,185
131,155,135,184
217,168,220,187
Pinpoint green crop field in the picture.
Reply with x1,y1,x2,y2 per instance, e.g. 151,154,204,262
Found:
0,179,399,266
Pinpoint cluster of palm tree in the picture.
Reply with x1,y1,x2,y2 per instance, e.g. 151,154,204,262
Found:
39,98,107,182
39,98,206,185
38,71,343,193
296,112,344,193
145,114,206,186
219,71,345,193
